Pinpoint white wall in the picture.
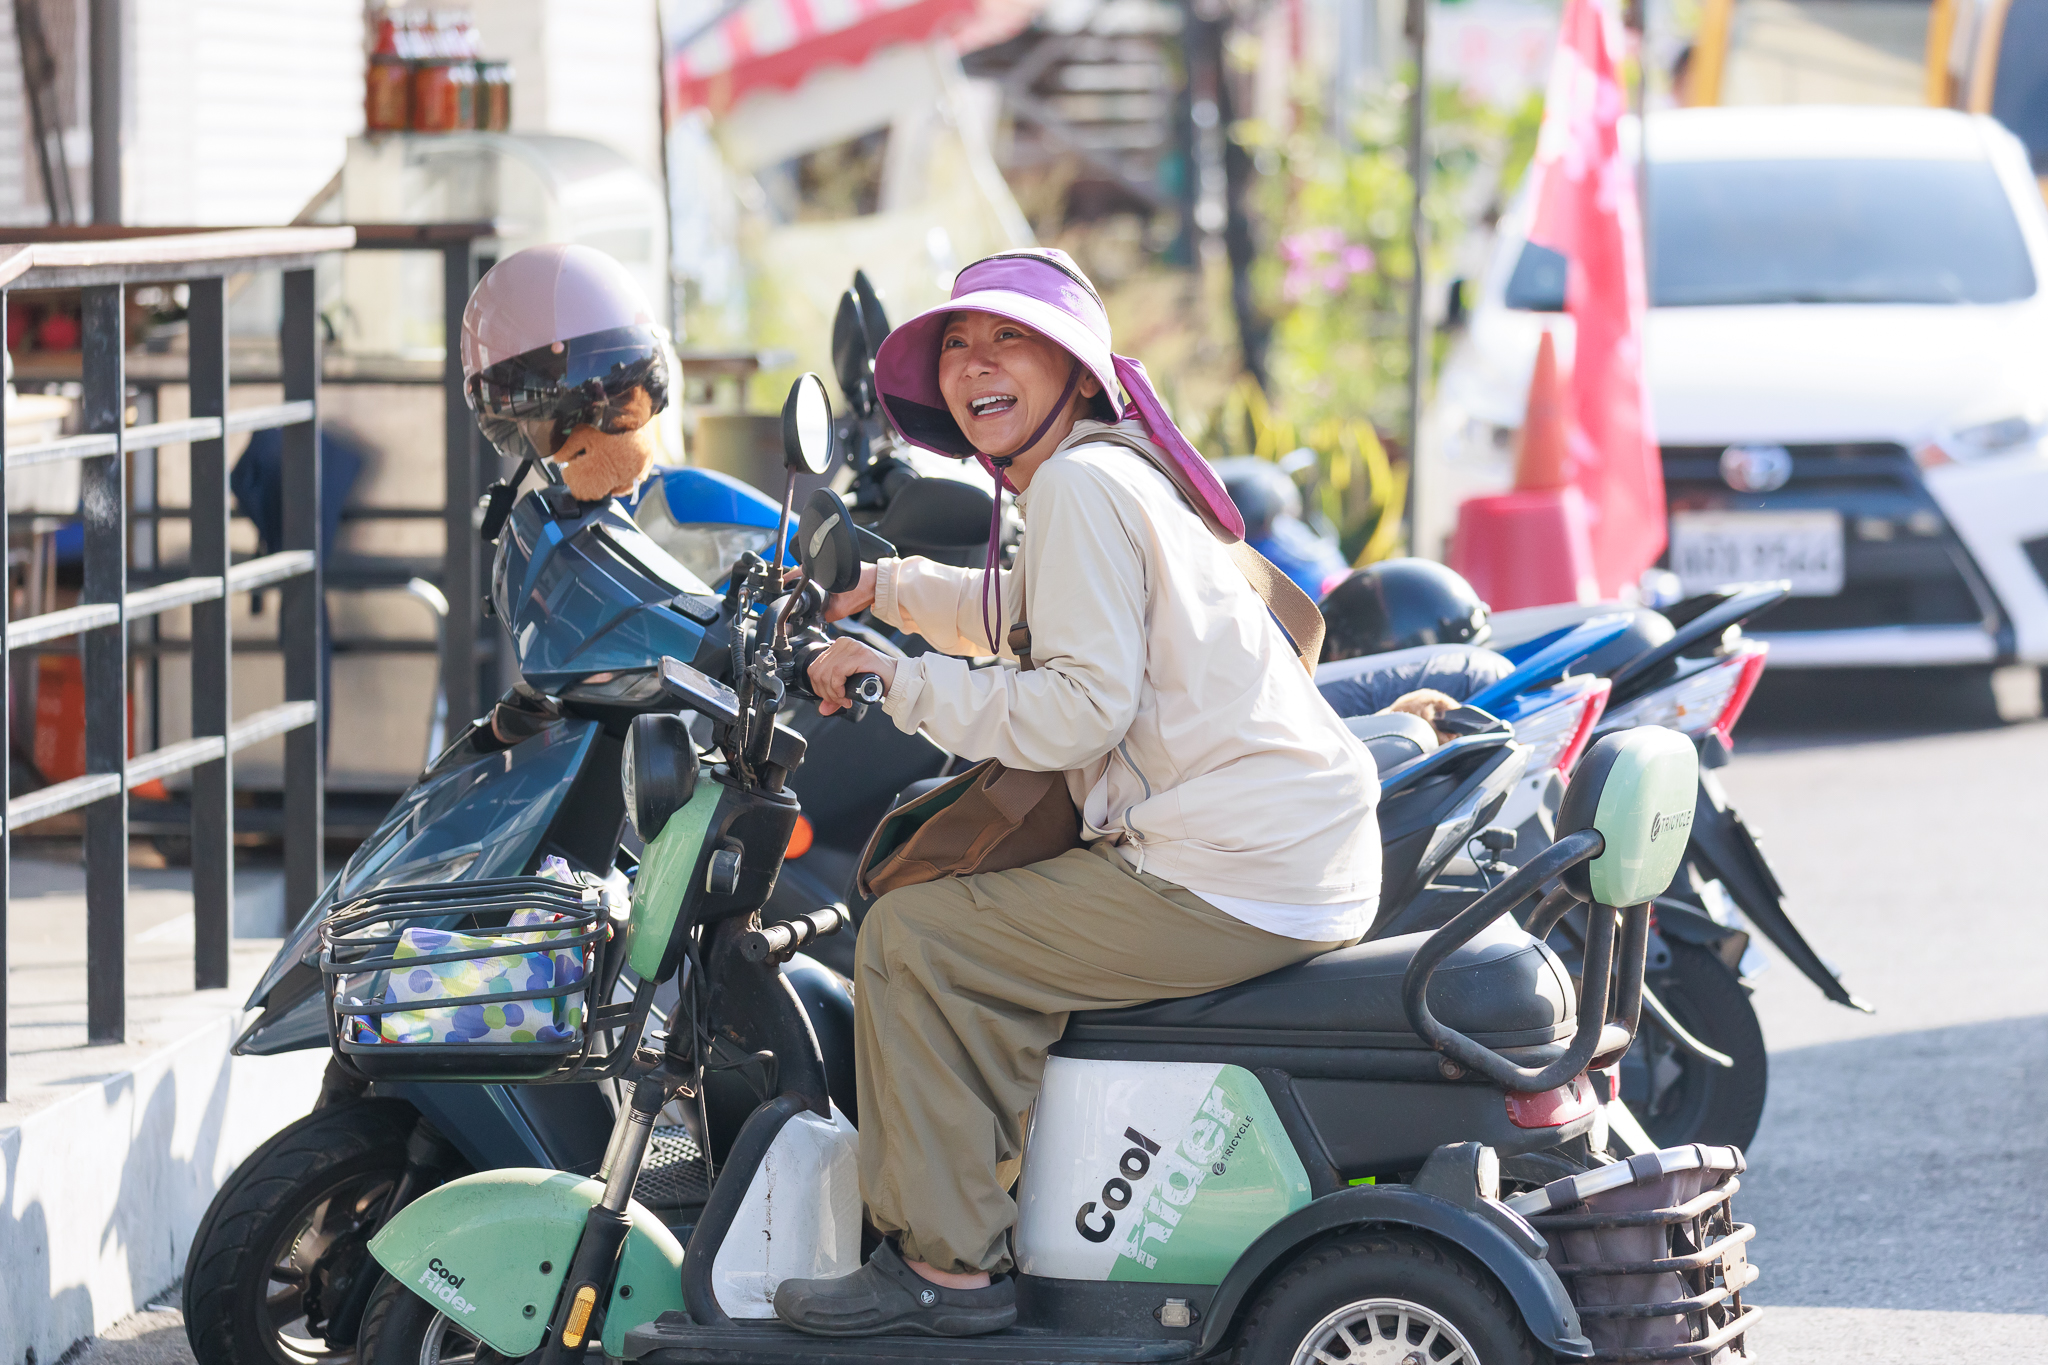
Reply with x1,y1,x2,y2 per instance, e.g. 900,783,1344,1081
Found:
0,0,661,226
0,0,361,225
0,1014,328,1365
469,0,665,186
125,0,365,224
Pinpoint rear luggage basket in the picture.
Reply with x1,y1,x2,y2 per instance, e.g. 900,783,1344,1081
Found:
1507,1145,1759,1363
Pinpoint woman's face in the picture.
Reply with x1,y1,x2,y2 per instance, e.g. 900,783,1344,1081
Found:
937,312,1100,459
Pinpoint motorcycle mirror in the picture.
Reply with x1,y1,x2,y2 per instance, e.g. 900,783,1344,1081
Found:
831,291,874,414
782,373,836,476
796,488,894,594
622,712,700,842
853,270,890,352
798,488,860,594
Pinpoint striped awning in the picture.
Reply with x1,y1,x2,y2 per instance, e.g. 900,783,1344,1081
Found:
665,0,989,114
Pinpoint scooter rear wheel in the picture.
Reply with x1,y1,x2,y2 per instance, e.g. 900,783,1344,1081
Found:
1230,1231,1539,1365
1627,940,1769,1151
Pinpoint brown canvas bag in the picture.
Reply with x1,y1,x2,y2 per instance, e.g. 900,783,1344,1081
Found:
855,435,1323,899
855,758,1082,898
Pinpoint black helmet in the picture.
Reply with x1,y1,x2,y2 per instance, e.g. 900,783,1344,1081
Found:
1318,558,1491,663
1213,457,1301,540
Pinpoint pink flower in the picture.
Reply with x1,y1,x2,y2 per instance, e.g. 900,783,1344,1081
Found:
1280,229,1377,301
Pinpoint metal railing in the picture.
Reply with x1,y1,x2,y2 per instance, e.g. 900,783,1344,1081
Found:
0,227,356,1100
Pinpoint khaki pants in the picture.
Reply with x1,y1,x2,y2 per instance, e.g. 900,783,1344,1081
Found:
854,841,1351,1275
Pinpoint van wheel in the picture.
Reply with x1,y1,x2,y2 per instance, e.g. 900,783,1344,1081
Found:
357,1274,503,1365
1232,1231,1539,1365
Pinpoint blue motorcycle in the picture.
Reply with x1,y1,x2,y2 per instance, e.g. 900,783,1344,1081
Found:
179,364,979,1365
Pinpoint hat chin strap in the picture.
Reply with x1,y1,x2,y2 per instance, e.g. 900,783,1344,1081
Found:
979,360,1083,655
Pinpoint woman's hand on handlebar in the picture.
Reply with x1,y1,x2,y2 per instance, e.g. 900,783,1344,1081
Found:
807,636,897,715
1383,688,1461,744
824,564,878,622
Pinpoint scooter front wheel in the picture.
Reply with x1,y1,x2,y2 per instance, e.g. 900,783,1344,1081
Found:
183,1098,454,1365
357,1273,507,1365
1230,1231,1539,1365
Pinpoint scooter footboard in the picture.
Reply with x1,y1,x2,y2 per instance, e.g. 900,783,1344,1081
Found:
367,1168,687,1357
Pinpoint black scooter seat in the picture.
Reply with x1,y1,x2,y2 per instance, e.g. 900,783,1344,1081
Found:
626,1314,1195,1363
1063,917,1572,1051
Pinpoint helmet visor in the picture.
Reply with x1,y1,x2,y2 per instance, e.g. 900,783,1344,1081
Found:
468,325,671,462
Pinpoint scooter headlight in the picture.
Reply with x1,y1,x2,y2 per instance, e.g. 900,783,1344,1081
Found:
623,712,699,842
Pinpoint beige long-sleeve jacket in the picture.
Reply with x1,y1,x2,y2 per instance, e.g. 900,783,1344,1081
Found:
874,428,1380,925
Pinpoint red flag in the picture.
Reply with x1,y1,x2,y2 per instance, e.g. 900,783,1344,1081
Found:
1526,0,1662,596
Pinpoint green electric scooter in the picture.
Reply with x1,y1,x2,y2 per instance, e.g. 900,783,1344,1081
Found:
323,379,1760,1365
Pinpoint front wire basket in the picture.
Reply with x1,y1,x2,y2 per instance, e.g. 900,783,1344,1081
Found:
320,875,649,1083
1508,1145,1759,1363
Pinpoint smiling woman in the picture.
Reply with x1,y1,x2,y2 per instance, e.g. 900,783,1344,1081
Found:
776,249,1383,1339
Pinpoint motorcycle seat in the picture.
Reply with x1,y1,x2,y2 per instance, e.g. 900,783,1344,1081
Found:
1063,917,1572,1051
1342,711,1438,772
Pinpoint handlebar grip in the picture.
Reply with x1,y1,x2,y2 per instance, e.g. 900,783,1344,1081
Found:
847,673,886,705
740,904,850,964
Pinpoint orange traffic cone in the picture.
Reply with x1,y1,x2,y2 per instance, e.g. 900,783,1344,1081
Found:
1514,331,1569,491
1446,329,1600,608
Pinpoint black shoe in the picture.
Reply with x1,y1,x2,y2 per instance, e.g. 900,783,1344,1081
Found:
773,1242,1018,1338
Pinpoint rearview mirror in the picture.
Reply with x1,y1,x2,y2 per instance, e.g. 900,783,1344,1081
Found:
798,488,860,595
798,488,896,594
853,270,889,351
832,291,874,415
782,373,835,476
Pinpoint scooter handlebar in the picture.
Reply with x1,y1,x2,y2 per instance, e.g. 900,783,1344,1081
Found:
741,904,850,964
847,672,885,705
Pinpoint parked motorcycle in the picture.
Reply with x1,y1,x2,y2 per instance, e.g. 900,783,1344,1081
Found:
336,411,1754,1363
181,415,956,1365
1318,572,1869,1153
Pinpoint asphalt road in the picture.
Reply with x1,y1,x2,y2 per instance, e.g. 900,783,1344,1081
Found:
77,669,2048,1365
1712,670,2048,1362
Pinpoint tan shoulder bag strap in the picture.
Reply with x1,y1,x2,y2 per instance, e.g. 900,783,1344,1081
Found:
1227,539,1326,671
1063,423,1327,670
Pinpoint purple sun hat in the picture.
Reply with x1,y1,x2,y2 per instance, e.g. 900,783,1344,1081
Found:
873,249,1246,544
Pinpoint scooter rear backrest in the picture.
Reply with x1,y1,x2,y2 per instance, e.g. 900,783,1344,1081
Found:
1555,728,1699,908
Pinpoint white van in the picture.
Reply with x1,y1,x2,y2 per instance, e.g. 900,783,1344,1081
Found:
1430,105,2048,670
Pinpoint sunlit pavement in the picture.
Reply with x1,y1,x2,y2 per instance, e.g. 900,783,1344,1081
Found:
1719,671,2048,1361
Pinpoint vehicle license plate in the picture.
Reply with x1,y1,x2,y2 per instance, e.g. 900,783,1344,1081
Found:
1669,510,1844,596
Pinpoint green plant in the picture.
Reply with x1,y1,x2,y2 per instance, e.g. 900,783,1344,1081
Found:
1213,75,1542,560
